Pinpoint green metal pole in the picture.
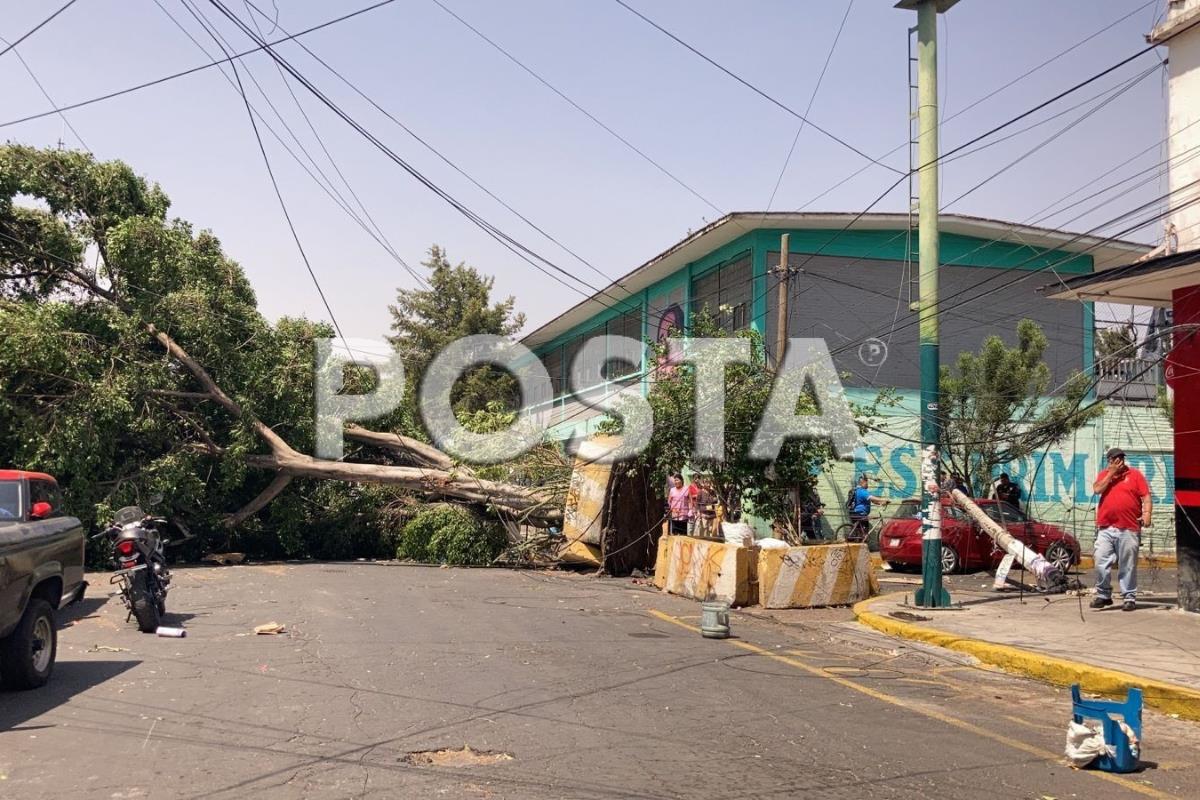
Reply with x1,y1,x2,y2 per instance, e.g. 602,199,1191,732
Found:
914,0,951,608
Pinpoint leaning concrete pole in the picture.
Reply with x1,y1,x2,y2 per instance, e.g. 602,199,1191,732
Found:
950,490,1063,584
908,0,951,607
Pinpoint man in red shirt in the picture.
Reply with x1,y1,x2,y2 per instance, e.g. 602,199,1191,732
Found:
1090,448,1152,611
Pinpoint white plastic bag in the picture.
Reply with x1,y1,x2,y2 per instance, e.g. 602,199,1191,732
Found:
1065,721,1107,767
755,537,791,550
721,522,754,548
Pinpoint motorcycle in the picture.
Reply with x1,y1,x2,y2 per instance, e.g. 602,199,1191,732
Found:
94,503,182,633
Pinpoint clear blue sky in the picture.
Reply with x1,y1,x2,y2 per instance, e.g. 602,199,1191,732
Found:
1,0,1170,339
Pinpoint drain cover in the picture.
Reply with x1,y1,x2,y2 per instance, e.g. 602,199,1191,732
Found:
402,746,513,767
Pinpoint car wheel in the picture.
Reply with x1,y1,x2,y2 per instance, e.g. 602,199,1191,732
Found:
1045,542,1073,574
940,544,960,575
0,599,57,690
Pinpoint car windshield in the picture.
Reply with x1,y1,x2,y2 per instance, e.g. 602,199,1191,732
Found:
981,502,1027,523
891,501,923,519
0,481,19,522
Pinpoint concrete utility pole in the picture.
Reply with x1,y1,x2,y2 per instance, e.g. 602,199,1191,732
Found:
774,233,791,366
897,0,958,607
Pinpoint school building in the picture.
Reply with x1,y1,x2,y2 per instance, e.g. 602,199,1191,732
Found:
521,212,1168,551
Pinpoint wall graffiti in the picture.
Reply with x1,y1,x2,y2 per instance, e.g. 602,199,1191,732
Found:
853,446,1175,506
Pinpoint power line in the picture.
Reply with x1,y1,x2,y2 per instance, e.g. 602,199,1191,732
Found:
241,0,617,290
0,0,401,132
204,0,638,315
790,33,1187,285
762,0,855,216
241,0,417,286
425,0,723,219
179,0,350,348
152,0,428,290
610,0,902,176
795,0,1161,212
0,0,82,60
941,61,1162,211
0,34,90,151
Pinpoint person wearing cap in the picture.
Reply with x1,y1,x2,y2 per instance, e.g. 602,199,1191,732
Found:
1091,448,1152,611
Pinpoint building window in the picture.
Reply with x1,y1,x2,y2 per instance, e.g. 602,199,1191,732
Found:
541,346,564,400
604,309,643,380
690,254,751,334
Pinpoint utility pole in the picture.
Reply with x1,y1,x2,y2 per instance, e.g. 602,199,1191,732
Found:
774,233,791,366
898,0,958,607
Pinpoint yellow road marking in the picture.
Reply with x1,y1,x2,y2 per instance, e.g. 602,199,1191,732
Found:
649,609,1174,800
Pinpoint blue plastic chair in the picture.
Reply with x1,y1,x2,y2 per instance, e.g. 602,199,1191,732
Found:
1071,684,1143,773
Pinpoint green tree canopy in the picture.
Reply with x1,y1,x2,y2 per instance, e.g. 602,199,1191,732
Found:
388,246,525,420
601,312,844,538
938,319,1101,497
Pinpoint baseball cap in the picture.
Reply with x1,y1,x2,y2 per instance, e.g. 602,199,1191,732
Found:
1107,447,1126,460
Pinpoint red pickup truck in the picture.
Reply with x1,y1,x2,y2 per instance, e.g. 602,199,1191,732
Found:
0,470,87,689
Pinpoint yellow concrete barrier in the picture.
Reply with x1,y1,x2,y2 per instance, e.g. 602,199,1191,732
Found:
653,535,757,606
757,544,877,609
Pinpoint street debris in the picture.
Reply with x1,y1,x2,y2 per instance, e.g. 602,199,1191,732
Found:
156,626,187,638
1065,721,1108,767
402,746,513,767
88,644,130,653
253,622,286,635
202,552,246,566
889,611,932,623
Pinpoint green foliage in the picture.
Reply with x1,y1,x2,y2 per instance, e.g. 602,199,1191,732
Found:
396,503,508,566
939,319,1102,496
1095,323,1137,365
601,312,840,537
388,246,525,422
1157,385,1173,425
0,144,403,558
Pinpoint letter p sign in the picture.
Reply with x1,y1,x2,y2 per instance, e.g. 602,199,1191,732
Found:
314,339,406,460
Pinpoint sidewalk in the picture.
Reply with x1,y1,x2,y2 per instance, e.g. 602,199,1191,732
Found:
854,588,1200,721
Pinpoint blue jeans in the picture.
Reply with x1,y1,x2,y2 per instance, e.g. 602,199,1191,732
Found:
1094,526,1139,600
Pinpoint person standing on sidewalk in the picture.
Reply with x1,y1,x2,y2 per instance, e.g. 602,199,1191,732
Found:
1091,448,1152,611
667,473,695,535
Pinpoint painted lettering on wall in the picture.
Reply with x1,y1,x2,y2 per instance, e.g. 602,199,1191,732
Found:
854,449,1174,505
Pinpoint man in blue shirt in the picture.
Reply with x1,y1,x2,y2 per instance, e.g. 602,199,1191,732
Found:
848,474,889,542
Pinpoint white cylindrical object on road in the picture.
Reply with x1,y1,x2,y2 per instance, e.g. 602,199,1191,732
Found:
156,626,187,638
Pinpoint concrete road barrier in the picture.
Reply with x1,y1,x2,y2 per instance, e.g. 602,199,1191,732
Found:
653,535,758,606
757,544,877,609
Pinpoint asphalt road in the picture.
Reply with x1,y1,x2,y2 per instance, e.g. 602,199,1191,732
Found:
2,563,1199,800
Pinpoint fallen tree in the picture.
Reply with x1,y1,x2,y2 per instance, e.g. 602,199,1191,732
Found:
0,145,563,546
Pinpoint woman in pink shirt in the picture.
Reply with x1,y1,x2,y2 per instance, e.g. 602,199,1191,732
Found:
667,472,696,535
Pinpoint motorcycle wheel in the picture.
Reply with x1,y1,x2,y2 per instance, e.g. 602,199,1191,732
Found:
130,570,162,633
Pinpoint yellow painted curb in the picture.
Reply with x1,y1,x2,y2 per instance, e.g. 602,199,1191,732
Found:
1078,554,1177,570
853,592,1200,722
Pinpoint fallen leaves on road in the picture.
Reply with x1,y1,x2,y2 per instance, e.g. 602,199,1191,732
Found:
253,622,286,635
202,552,246,566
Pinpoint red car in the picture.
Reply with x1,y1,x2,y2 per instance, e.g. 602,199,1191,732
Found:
878,497,1080,575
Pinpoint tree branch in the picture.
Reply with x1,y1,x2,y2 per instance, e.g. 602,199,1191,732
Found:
223,472,293,529
343,423,464,473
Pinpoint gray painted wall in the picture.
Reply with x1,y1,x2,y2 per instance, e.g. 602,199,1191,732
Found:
764,253,1086,389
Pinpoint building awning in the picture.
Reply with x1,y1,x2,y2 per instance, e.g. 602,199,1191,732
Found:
1040,249,1200,307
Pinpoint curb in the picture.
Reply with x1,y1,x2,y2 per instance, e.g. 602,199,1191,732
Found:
1077,554,1177,570
853,592,1200,722
870,554,1177,570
